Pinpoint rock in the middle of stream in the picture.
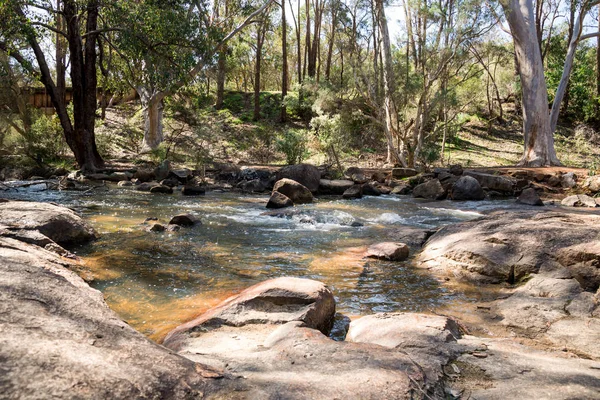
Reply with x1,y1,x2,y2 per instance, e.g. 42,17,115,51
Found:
161,277,463,398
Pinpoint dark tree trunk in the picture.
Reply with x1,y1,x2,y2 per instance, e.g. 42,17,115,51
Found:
216,48,227,109
64,0,104,170
55,0,66,104
16,0,103,171
325,4,336,81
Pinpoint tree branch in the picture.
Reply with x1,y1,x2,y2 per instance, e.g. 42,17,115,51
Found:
579,31,600,41
30,22,68,38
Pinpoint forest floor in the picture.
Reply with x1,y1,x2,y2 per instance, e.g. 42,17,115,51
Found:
93,94,600,174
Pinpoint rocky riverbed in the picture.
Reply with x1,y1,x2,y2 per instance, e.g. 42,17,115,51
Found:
1,197,599,399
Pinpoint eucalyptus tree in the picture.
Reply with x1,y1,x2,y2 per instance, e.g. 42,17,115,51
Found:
375,0,494,167
500,0,600,166
0,0,105,171
110,0,275,150
105,0,206,151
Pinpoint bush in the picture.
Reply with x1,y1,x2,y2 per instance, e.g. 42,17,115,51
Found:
275,129,310,165
22,113,67,164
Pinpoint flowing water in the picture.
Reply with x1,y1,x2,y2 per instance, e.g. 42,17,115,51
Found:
3,184,520,341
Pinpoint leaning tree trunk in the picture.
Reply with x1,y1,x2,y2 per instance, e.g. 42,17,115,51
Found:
138,87,165,151
501,0,560,167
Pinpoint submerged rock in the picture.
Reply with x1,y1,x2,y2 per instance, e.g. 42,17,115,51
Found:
365,242,409,261
169,214,201,227
181,185,206,196
266,191,294,209
147,223,166,232
135,181,160,192
149,184,173,194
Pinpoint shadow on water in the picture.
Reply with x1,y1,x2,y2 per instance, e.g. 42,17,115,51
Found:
4,185,523,342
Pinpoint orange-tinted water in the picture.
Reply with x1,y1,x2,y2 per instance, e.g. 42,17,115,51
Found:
5,186,519,342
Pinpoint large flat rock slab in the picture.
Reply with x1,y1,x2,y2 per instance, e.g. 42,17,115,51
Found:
0,236,235,399
0,200,96,245
417,210,600,285
448,336,600,399
177,321,437,399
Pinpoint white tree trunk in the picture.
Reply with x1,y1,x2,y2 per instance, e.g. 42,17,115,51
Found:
138,86,165,151
549,4,588,132
501,0,561,166
374,0,405,166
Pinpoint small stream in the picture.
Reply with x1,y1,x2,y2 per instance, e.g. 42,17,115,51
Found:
3,184,522,341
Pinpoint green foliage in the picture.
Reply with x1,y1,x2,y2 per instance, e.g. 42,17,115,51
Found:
222,92,245,113
284,81,318,122
546,30,598,123
149,143,169,163
275,129,310,165
107,0,207,94
22,113,67,164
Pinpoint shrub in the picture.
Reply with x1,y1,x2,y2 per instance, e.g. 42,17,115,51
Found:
275,129,310,165
22,113,67,164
